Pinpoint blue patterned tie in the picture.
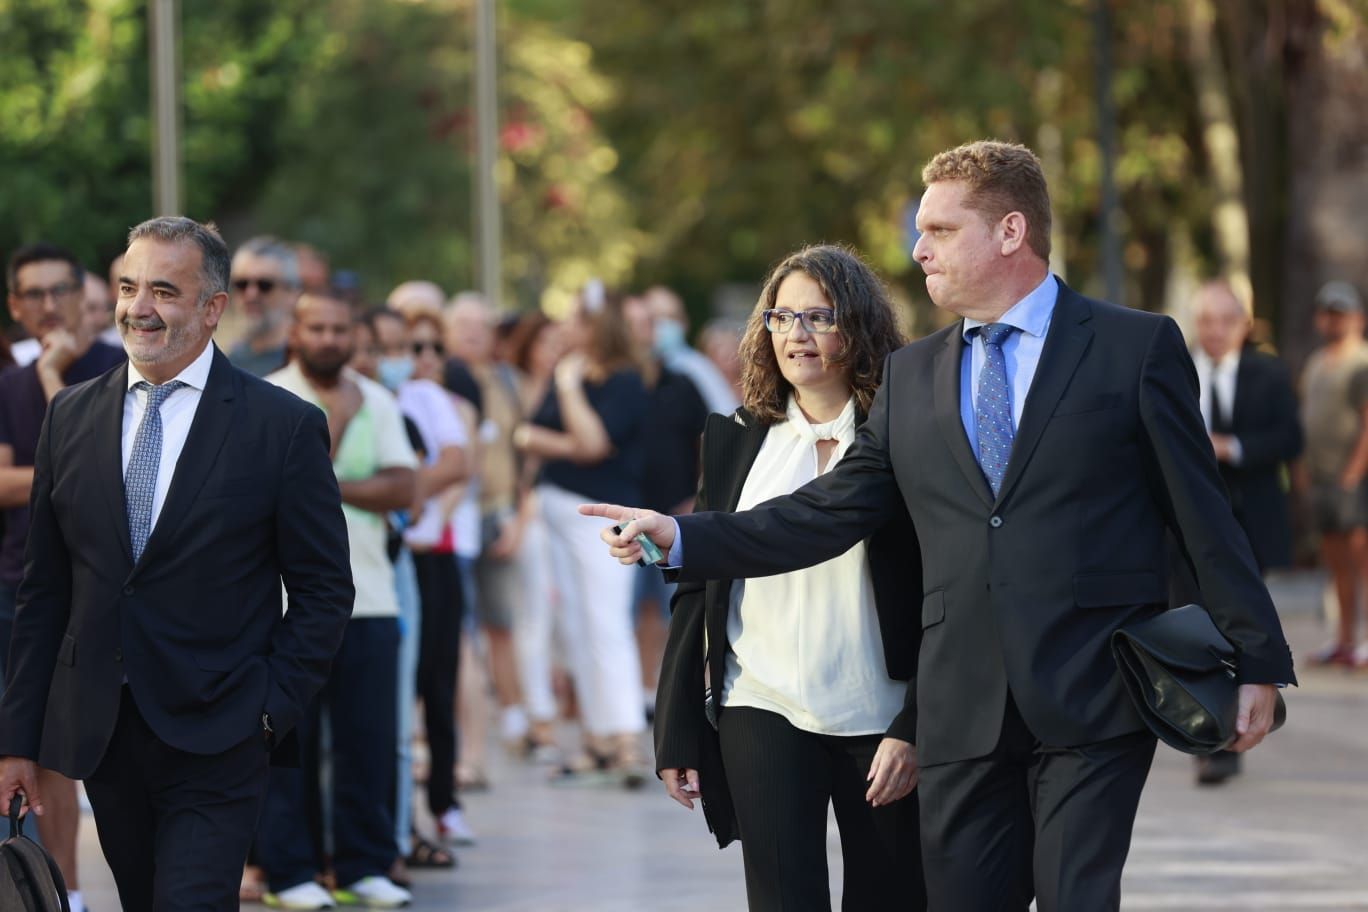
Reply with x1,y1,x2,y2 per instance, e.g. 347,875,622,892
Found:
974,323,1017,497
125,380,186,562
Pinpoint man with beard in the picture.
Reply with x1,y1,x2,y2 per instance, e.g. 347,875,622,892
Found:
0,217,354,910
228,237,301,377
262,292,418,909
0,242,123,912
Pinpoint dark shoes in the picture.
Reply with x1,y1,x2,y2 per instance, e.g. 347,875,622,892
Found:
1195,750,1241,786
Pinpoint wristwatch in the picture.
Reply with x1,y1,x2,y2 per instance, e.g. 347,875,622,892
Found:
262,712,275,747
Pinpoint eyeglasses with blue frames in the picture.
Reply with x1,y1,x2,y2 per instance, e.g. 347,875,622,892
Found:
762,308,838,334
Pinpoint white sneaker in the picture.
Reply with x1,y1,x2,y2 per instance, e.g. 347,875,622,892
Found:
499,705,529,742
437,806,477,846
334,876,412,908
266,880,337,910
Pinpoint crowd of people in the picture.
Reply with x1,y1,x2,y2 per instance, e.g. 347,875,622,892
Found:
0,233,742,910
0,152,1361,911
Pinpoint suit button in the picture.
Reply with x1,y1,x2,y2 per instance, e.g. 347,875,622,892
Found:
122,585,135,596
989,516,1004,528
114,649,122,663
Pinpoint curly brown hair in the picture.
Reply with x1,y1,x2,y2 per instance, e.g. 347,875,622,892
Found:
739,244,904,424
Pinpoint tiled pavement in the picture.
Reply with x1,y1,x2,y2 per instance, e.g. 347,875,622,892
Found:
72,571,1368,910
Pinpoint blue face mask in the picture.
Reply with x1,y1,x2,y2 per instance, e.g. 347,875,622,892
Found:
378,356,414,391
653,319,687,356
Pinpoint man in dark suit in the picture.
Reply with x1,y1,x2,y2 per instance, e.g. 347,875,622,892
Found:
0,216,354,911
585,141,1295,911
1179,280,1303,784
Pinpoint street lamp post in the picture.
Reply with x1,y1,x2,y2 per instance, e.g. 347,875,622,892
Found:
473,0,502,309
1093,0,1124,307
149,0,182,216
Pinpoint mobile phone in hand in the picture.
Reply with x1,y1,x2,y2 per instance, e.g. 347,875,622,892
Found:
613,523,665,567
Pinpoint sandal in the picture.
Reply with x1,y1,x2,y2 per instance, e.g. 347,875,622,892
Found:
238,869,266,904
406,834,457,869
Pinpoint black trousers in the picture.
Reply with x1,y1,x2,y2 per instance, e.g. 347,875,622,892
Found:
917,696,1156,912
257,617,401,890
83,687,270,911
718,706,925,912
412,551,465,817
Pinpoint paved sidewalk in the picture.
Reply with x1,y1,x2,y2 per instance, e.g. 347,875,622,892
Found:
70,571,1367,910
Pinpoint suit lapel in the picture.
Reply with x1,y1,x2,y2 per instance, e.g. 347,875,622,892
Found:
702,410,768,512
96,364,134,566
932,329,995,508
994,286,1094,507
130,348,240,577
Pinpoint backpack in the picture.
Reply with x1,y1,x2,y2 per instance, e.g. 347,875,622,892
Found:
0,795,69,912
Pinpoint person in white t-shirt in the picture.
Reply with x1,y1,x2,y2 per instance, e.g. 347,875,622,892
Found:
258,293,419,910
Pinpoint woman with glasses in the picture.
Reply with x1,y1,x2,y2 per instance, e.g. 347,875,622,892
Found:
653,245,926,910
513,286,651,784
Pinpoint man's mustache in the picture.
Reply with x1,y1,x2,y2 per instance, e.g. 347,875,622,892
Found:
122,317,167,331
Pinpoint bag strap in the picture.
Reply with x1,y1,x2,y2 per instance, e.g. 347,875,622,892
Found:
40,845,71,912
8,795,20,840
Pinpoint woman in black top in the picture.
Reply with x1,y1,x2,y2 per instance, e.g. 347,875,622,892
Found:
514,286,651,782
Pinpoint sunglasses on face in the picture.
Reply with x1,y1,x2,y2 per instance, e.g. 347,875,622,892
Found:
232,278,278,293
412,340,445,356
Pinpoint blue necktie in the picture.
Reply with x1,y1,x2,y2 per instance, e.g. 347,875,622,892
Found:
974,323,1017,497
125,380,186,562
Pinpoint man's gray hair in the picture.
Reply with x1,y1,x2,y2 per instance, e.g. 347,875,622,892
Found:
127,217,232,304
234,236,301,289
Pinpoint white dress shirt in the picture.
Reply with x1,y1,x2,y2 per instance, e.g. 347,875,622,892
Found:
121,342,215,536
721,395,906,736
1192,347,1244,465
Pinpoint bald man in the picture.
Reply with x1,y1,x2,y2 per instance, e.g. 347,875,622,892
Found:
1176,280,1302,784
387,280,447,321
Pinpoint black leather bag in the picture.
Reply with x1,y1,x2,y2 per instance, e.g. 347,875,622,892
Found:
1111,603,1286,755
0,795,69,912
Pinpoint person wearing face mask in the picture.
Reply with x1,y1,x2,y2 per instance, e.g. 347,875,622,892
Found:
644,285,739,416
353,309,458,878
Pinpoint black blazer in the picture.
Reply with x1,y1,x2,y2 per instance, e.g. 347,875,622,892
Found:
0,347,354,778
1210,347,1302,571
655,406,920,846
675,283,1297,768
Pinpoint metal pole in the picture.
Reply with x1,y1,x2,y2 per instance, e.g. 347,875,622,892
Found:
1093,0,1124,306
149,0,182,216
473,0,502,309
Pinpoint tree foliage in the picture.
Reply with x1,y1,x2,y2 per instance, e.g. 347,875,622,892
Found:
1,0,1362,339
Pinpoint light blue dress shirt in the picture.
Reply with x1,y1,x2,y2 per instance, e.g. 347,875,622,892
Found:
666,272,1061,565
959,273,1059,459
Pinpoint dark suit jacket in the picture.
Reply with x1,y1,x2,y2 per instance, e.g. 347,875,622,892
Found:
655,406,920,847
1210,347,1303,571
675,283,1297,768
0,346,354,779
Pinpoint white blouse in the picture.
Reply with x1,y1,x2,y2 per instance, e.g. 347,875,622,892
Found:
721,395,906,736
